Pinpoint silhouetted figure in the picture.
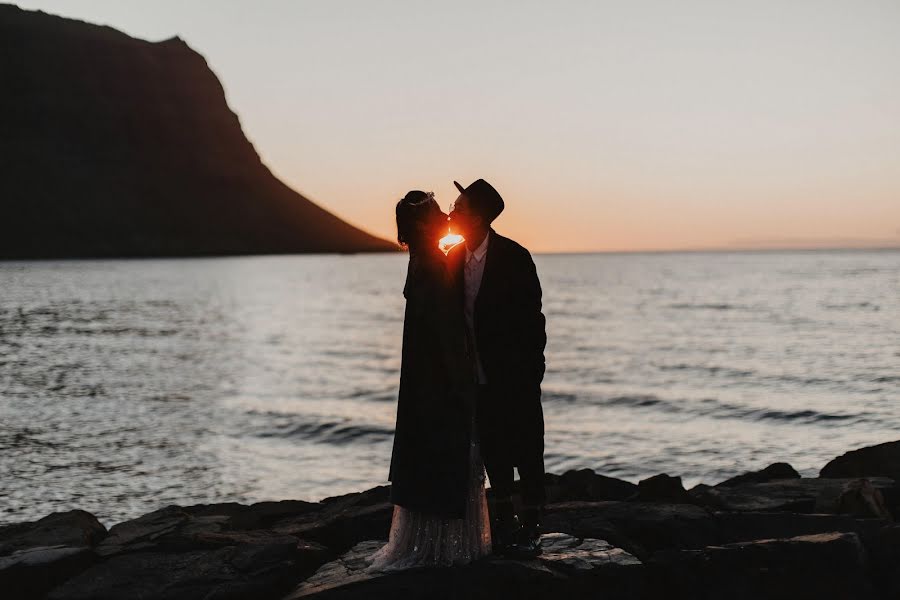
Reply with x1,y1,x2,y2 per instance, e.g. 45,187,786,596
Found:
448,179,547,557
367,191,491,571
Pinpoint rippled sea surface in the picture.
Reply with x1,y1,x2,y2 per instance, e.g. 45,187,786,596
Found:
2,250,898,525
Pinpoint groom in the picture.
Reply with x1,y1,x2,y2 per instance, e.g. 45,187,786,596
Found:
448,179,547,557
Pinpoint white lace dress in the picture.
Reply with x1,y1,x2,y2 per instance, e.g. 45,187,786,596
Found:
366,416,492,571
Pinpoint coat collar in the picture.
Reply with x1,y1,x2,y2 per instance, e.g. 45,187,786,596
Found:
465,230,490,264
474,228,500,313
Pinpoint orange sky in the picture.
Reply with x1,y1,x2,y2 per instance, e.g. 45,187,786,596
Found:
16,0,900,252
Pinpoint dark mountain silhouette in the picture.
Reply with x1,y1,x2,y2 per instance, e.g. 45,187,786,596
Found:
0,4,395,259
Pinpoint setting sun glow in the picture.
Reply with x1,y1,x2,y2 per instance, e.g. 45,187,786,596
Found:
439,233,464,254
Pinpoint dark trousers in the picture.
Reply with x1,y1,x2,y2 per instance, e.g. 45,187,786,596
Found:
477,383,546,508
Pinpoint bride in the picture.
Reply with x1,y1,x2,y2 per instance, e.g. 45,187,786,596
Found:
367,191,491,571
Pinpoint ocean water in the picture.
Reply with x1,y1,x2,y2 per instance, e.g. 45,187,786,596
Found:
1,250,898,526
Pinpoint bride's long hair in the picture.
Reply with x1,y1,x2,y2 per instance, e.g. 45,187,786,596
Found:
395,190,437,251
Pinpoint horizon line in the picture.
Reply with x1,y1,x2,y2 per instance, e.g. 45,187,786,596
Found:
3,244,900,263
533,244,900,256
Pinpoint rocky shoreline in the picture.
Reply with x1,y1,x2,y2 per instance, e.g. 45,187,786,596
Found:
2,440,898,599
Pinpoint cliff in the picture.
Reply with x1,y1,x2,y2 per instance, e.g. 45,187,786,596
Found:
0,5,395,259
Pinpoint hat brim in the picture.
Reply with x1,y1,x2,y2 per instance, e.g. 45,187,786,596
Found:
453,180,466,195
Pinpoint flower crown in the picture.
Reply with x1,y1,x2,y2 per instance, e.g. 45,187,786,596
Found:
408,191,435,206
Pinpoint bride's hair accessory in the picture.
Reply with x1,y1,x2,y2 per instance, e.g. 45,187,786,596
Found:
407,191,435,205
396,190,438,247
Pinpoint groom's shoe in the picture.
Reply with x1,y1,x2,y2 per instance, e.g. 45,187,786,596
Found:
511,507,543,558
490,500,520,556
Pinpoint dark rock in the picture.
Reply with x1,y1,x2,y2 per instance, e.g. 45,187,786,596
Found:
282,540,386,598
71,486,390,600
270,487,393,552
0,510,107,556
184,499,321,531
534,532,641,570
816,478,894,520
94,505,196,557
11,472,900,599
94,499,325,557
238,500,323,526
317,485,392,510
630,474,695,504
712,511,889,546
821,440,900,481
543,501,718,559
865,524,900,599
549,469,638,502
0,510,107,600
0,545,96,600
689,476,896,513
715,462,801,487
282,533,647,600
649,531,876,600
44,502,332,600
0,4,395,259
48,542,323,600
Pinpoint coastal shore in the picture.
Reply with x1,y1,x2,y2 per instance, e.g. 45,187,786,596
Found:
2,440,898,599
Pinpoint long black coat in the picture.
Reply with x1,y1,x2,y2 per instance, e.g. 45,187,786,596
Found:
387,248,474,519
447,230,546,463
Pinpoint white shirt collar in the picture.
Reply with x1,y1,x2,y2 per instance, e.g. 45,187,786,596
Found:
466,231,490,263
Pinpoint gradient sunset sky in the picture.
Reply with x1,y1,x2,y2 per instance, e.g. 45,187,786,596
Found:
16,0,900,252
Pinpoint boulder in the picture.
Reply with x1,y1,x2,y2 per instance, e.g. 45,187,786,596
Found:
269,487,392,553
0,510,107,556
186,500,321,530
816,478,894,520
649,532,876,599
48,541,327,600
821,440,900,481
95,499,328,557
543,501,718,559
282,533,646,600
0,510,107,600
46,502,333,600
629,474,695,504
714,462,801,487
712,511,889,546
865,524,900,599
94,505,199,557
36,488,390,600
547,470,638,503
0,545,95,600
535,531,641,570
689,477,896,513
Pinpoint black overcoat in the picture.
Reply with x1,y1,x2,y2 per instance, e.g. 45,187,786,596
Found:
387,247,474,519
447,230,547,463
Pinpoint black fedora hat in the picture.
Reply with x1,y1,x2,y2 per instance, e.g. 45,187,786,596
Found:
453,179,504,222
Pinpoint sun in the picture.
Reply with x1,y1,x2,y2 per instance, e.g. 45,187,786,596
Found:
439,232,464,254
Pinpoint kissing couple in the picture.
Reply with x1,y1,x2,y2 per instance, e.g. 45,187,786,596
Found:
367,179,547,571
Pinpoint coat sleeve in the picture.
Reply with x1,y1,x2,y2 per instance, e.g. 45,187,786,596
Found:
516,250,547,385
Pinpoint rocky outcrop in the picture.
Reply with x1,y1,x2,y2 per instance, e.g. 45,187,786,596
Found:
0,510,106,600
0,5,395,259
282,534,645,600
650,532,877,600
629,473,696,504
821,440,900,481
543,469,638,503
4,441,900,599
714,462,801,487
689,475,896,514
544,500,718,559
